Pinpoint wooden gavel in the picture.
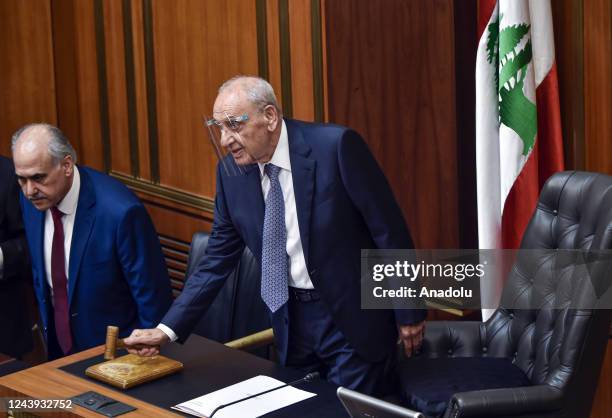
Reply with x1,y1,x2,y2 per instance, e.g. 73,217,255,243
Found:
103,326,126,360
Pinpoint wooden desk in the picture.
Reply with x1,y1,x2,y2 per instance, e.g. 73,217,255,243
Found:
0,335,345,418
0,345,179,418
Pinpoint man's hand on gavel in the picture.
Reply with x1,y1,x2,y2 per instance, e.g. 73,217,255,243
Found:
123,328,169,357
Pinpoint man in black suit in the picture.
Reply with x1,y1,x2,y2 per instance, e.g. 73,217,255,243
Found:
0,155,33,358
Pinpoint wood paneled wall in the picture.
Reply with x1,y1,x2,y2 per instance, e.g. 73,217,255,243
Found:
324,0,460,249
0,0,465,254
583,0,612,174
0,0,327,295
0,0,56,156
51,0,106,170
553,0,612,174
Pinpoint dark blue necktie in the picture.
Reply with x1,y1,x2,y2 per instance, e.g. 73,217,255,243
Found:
261,164,289,312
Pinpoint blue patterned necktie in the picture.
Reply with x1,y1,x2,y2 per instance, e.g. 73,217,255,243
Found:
261,164,289,312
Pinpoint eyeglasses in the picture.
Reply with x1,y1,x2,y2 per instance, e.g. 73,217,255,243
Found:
205,113,249,133
203,113,252,177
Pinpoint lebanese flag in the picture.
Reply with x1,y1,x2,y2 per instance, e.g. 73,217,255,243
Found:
476,0,564,318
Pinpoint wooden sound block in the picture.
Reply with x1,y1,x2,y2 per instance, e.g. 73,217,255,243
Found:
86,354,183,389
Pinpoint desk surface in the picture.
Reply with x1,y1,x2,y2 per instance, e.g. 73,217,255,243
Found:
0,335,347,417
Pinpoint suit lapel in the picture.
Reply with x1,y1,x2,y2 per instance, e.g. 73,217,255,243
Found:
30,205,46,291
240,164,265,259
286,120,315,265
68,168,96,305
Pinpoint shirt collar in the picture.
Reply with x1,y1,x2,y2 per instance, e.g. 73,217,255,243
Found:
258,120,290,177
57,166,80,215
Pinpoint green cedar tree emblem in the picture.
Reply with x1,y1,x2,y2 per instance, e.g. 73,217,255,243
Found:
486,14,537,156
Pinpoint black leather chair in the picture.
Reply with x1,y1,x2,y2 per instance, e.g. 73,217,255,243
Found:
398,171,612,418
186,232,272,349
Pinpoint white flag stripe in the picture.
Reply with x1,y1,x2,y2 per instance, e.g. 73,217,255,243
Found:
529,0,555,85
475,3,504,317
499,124,528,204
476,3,502,249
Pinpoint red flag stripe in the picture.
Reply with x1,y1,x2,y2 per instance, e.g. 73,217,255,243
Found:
501,145,540,248
535,63,565,188
478,0,497,38
501,65,565,248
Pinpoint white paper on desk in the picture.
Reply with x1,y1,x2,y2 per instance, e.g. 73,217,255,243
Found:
171,375,317,418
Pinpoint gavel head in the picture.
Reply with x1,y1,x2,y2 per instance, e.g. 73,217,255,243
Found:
104,326,120,360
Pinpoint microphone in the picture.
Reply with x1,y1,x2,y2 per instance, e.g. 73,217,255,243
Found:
209,372,320,417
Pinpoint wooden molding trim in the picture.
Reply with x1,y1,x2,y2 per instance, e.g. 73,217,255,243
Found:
278,0,293,117
142,0,160,182
93,0,112,172
425,300,470,317
256,0,269,79
311,0,324,122
110,171,214,214
122,0,140,177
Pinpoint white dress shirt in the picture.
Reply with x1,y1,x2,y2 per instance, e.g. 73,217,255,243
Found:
158,120,313,341
44,166,80,296
257,120,313,289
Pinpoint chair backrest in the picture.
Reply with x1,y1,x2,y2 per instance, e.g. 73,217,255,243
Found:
484,171,612,415
186,232,271,344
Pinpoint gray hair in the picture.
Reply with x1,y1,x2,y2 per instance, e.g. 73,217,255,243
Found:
219,75,282,115
11,123,78,164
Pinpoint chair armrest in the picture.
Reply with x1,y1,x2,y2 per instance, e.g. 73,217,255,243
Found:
225,328,274,351
417,321,484,358
447,385,563,417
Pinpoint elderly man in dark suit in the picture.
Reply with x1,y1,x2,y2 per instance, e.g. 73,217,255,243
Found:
0,155,33,359
124,76,426,395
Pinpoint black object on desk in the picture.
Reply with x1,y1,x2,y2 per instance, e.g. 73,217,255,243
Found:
72,391,136,417
61,335,347,417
